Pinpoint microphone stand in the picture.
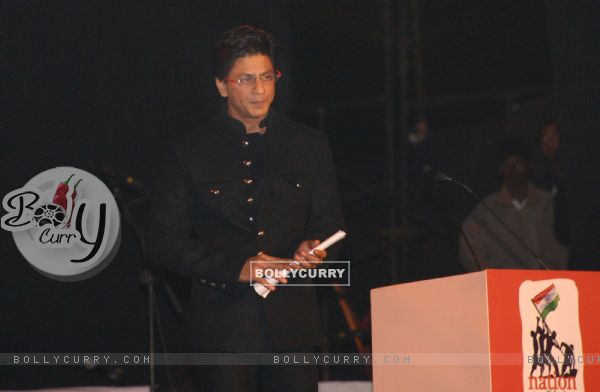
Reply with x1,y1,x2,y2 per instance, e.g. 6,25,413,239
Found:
458,225,483,271
98,165,182,390
423,165,483,271
124,183,176,391
139,269,156,392
436,172,551,270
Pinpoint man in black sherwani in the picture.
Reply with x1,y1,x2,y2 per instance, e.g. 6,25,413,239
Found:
148,25,345,391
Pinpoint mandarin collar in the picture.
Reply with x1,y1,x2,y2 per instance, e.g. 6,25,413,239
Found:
215,104,272,141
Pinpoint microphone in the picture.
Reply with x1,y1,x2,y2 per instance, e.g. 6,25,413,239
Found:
423,164,452,183
423,165,483,271
429,166,550,270
434,171,452,183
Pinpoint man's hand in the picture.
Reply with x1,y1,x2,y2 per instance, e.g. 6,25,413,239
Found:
238,253,291,292
292,239,327,269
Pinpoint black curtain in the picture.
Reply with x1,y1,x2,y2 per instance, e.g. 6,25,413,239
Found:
547,0,600,269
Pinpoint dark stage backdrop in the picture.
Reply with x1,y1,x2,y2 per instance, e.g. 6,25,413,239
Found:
547,0,600,270
3,0,594,388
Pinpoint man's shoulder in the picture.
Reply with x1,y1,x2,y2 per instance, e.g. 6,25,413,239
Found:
480,191,501,205
530,185,554,204
464,191,501,223
270,110,328,142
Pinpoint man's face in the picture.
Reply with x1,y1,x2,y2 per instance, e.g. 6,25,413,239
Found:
540,122,559,159
215,54,276,125
498,154,529,186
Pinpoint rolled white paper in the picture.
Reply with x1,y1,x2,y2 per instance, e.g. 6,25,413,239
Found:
254,230,347,298
308,230,347,255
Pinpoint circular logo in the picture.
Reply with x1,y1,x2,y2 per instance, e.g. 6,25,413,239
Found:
1,167,121,281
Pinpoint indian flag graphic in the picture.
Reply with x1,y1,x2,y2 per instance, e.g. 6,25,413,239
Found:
532,283,560,320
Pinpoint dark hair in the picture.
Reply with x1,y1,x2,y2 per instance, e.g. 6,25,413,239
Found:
495,138,533,166
213,25,275,80
537,120,558,138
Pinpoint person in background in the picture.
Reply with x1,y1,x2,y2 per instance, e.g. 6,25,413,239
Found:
459,139,568,271
530,121,570,246
531,120,562,195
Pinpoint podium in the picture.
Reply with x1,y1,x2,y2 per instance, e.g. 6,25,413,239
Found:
370,269,600,391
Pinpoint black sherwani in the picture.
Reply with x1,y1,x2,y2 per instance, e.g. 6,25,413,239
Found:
147,109,345,353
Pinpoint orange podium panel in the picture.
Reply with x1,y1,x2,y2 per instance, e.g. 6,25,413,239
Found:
370,269,600,391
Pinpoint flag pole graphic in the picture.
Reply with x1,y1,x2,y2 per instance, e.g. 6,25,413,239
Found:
530,285,566,360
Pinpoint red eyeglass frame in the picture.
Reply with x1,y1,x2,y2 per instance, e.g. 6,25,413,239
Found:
223,70,282,85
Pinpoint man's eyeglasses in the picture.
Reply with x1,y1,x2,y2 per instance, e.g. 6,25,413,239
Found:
224,70,282,86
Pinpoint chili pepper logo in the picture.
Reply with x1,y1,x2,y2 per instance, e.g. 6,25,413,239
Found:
32,174,83,228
